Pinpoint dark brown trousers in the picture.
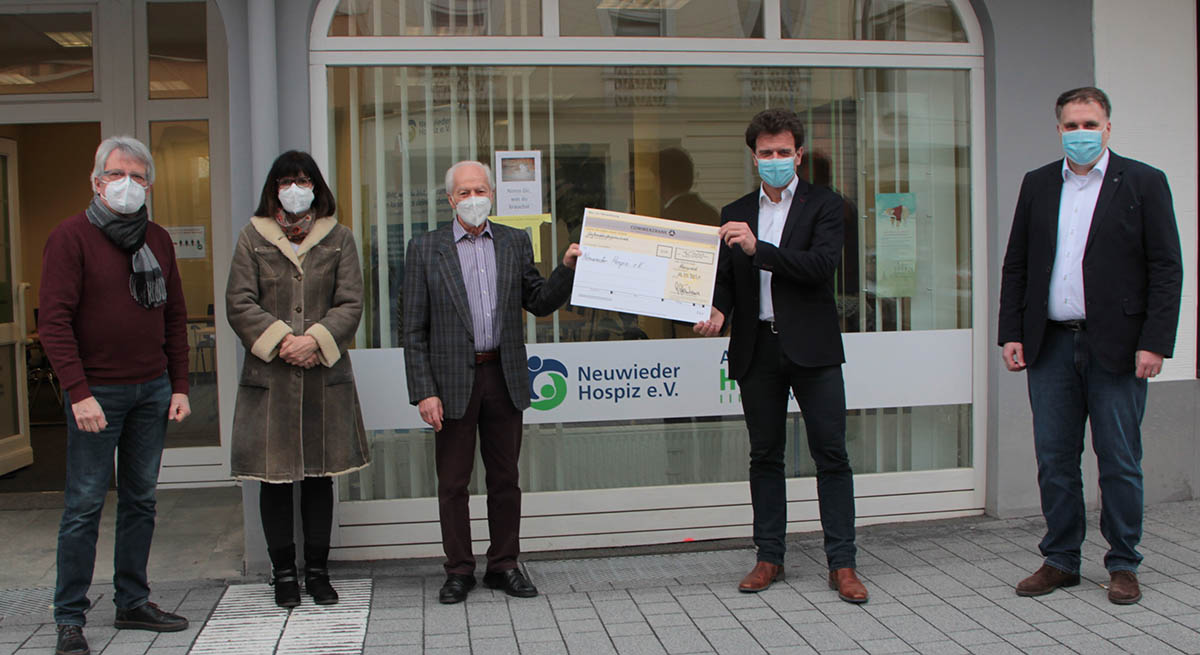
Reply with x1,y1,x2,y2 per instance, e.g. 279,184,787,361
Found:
435,360,523,575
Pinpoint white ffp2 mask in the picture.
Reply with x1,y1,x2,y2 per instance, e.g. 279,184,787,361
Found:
103,175,147,214
278,183,315,215
455,196,492,227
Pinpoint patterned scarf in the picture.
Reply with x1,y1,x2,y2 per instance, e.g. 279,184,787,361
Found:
273,209,315,243
85,196,166,309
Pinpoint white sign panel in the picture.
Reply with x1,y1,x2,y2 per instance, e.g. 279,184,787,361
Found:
494,150,542,216
349,330,973,431
571,208,720,323
166,225,206,259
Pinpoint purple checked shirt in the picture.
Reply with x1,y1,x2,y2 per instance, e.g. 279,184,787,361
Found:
452,219,499,352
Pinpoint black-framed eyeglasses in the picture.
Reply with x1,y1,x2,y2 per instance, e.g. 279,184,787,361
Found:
278,176,314,189
99,170,150,187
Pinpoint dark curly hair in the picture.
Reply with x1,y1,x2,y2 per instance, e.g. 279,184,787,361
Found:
745,109,806,152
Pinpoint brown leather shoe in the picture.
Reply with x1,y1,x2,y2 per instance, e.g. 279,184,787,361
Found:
828,568,869,604
738,561,784,593
1015,564,1080,597
1108,570,1141,605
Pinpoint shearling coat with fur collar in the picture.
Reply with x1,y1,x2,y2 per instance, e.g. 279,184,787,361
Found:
226,216,369,482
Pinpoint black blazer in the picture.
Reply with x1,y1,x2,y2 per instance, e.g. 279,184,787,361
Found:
713,178,846,380
998,151,1182,374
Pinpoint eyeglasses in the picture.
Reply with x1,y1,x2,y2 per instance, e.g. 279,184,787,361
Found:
278,176,314,189
99,170,150,187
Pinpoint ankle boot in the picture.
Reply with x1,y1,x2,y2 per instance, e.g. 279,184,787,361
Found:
268,545,301,608
304,545,339,605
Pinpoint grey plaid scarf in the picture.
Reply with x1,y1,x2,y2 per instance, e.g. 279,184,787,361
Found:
85,195,167,309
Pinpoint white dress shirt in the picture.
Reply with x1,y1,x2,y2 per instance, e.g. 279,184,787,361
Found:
1048,149,1109,321
757,175,799,321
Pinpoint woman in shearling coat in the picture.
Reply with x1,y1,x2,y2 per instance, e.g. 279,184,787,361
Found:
226,151,369,608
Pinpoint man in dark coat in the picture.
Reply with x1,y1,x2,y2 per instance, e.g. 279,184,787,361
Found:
999,87,1182,605
694,109,867,603
403,161,580,604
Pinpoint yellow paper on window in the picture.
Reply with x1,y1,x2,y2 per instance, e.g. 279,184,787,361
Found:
489,213,552,263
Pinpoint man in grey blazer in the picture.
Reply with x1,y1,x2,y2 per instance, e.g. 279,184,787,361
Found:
404,160,580,604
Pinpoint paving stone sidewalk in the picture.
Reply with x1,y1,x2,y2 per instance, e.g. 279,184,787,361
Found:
3,501,1199,654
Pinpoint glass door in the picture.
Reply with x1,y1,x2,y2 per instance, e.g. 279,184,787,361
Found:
0,137,32,476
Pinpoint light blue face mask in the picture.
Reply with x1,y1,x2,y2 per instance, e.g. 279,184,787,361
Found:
1062,129,1105,166
757,157,796,188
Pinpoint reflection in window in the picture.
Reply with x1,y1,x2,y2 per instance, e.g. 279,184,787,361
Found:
561,0,763,37
329,0,541,36
328,65,970,347
147,2,208,99
328,64,973,499
340,404,971,500
0,12,93,95
782,0,966,41
149,121,219,448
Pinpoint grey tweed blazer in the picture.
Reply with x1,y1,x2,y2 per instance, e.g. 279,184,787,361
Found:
402,221,575,420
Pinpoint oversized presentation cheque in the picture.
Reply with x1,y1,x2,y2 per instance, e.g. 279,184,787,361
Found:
571,208,720,323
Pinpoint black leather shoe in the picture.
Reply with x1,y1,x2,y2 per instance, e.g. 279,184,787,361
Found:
305,567,339,605
272,568,302,608
483,568,538,598
113,602,188,632
55,624,90,655
439,573,476,604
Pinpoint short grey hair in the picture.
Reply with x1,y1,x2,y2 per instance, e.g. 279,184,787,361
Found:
444,160,493,195
92,136,155,185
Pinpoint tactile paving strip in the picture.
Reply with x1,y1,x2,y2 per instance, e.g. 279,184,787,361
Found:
276,579,371,654
188,579,371,655
0,587,54,619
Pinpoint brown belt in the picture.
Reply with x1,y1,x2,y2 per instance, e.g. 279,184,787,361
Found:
475,351,500,364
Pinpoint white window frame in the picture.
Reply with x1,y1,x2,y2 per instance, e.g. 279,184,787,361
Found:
308,0,989,559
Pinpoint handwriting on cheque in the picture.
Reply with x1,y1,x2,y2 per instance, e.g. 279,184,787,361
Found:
581,251,646,271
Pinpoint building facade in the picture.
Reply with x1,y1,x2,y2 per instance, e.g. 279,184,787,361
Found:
0,0,1195,572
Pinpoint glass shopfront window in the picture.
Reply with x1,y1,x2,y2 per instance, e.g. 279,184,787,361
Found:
147,2,208,99
781,0,966,41
560,0,764,37
329,0,543,36
0,11,94,95
150,120,219,448
326,63,973,501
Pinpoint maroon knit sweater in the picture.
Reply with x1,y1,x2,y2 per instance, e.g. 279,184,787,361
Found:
38,212,189,402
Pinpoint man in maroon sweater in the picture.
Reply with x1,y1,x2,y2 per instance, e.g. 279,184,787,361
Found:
39,136,192,655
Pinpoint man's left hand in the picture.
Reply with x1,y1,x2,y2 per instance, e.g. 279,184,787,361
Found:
719,222,757,256
1135,350,1164,379
169,393,191,422
563,243,581,269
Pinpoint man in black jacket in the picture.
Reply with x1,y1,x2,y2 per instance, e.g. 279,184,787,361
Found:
695,109,866,603
998,87,1182,605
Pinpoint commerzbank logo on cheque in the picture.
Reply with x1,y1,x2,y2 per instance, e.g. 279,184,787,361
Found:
528,356,569,411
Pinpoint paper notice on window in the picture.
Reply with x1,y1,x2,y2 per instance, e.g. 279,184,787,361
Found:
571,208,720,323
875,192,918,298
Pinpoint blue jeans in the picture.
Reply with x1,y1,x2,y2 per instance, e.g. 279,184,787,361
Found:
54,374,171,626
1027,324,1146,575
738,324,856,570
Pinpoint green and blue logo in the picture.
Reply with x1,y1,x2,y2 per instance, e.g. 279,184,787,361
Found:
528,356,568,411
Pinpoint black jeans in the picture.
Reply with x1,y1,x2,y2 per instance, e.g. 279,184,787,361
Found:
737,323,856,570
